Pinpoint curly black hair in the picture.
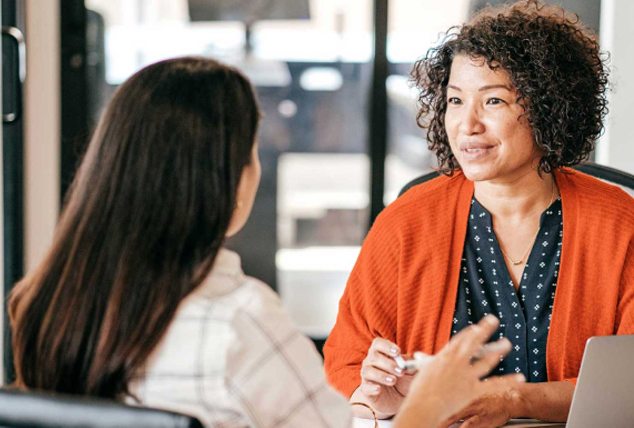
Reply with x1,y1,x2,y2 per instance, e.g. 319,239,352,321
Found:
411,0,609,175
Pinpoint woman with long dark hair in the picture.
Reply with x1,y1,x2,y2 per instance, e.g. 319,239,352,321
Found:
9,57,522,427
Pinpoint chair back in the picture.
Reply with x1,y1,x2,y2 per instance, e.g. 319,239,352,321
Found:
0,389,203,428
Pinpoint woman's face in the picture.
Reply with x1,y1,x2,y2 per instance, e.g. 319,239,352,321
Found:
444,54,540,184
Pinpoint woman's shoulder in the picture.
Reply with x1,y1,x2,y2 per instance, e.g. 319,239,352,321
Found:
392,171,463,204
561,169,634,222
228,275,289,324
563,168,634,198
177,272,304,368
374,171,469,232
188,268,285,325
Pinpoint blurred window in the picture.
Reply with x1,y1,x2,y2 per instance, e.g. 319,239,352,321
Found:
384,0,470,205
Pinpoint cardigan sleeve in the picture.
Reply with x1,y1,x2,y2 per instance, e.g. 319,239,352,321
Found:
562,238,634,388
323,210,401,398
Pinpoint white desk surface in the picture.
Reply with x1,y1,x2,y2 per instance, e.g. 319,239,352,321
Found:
353,418,565,427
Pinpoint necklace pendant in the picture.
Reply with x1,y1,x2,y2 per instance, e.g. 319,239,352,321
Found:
512,260,523,265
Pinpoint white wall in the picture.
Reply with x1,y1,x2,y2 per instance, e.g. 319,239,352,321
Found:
24,0,61,272
598,0,634,174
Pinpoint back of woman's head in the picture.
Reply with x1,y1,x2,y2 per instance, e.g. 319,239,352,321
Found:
10,57,260,398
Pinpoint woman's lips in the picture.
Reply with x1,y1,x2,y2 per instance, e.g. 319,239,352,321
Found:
461,145,495,161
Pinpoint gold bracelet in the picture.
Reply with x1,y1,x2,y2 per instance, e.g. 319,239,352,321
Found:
350,402,379,428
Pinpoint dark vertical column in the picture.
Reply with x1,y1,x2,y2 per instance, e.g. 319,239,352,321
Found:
2,0,25,385
60,0,88,202
369,0,389,226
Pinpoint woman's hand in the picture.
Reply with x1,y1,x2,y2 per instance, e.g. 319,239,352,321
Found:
352,338,414,418
393,315,525,428
439,392,518,428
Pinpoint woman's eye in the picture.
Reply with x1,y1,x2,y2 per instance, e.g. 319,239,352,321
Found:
447,97,462,105
487,98,505,105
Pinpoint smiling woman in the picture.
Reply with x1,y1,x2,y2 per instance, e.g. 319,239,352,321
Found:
324,1,634,427
414,1,608,178
444,55,537,184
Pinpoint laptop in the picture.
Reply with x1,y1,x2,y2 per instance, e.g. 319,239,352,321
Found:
489,335,634,428
565,334,634,428
504,335,634,427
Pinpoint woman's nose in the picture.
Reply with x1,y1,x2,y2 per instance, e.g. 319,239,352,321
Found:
458,106,485,135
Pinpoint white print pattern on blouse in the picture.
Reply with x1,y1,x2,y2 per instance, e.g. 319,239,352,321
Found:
452,197,563,383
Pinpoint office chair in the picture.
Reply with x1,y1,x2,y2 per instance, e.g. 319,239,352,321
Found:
0,388,203,428
398,162,634,197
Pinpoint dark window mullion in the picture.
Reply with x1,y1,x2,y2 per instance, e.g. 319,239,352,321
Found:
2,0,26,385
369,0,389,227
60,0,88,202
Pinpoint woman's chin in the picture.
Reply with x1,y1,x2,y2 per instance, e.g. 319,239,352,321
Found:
460,164,497,183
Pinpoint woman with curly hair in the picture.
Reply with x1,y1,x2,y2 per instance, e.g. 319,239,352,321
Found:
325,1,634,426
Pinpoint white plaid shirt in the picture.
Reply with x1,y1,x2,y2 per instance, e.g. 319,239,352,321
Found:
127,248,352,428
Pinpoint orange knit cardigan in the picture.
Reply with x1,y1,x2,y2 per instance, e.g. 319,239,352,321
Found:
324,169,634,398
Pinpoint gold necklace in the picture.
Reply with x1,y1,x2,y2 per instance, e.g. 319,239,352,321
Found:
499,180,556,266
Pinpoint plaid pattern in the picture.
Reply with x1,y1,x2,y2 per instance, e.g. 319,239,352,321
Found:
127,249,352,428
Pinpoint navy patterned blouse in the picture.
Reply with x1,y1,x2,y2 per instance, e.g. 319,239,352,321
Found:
452,197,563,382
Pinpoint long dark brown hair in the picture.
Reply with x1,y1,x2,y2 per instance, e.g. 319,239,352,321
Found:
9,57,260,398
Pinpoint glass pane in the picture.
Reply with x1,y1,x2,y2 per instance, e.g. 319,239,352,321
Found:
84,0,373,341
385,0,470,204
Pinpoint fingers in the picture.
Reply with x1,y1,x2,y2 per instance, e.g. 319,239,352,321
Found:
359,380,382,397
467,315,500,349
362,338,403,379
398,351,432,373
361,365,399,387
369,337,400,358
364,353,404,377
413,351,432,363
359,337,404,399
460,415,485,428
447,315,500,359
440,410,473,428
471,338,512,378
449,315,498,346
